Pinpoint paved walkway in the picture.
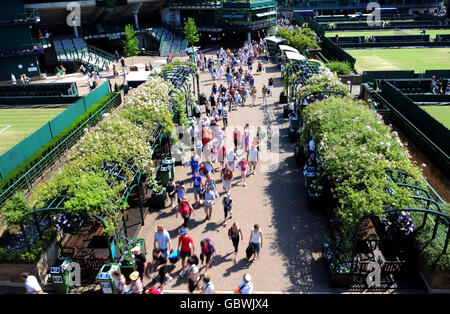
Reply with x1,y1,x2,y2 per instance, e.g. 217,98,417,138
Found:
136,52,336,293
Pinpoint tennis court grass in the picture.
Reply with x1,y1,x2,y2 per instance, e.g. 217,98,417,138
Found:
325,29,450,39
0,108,65,154
421,106,450,130
347,47,450,72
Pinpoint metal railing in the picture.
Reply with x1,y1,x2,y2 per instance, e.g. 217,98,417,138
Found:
0,93,121,207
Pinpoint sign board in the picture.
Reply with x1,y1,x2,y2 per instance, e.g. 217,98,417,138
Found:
28,67,38,72
101,282,113,294
99,273,109,280
50,267,60,274
53,276,63,284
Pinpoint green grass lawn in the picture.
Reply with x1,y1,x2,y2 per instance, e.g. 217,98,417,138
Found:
421,106,450,130
347,47,450,72
325,29,450,39
0,108,65,155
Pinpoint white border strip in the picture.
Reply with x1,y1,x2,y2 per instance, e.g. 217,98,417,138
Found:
0,125,11,134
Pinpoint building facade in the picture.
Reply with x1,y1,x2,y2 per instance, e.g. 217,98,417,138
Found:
278,0,444,16
162,0,278,41
0,1,43,82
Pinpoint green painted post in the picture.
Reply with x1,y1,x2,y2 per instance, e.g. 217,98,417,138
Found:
443,228,450,254
33,213,42,239
420,212,428,230
432,216,440,240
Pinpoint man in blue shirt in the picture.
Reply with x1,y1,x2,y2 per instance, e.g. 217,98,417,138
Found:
154,225,172,260
191,171,203,205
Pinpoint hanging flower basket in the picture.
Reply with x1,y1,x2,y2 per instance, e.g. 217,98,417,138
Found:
54,213,83,235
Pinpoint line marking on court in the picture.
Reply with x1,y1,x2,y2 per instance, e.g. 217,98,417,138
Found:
0,125,11,134
373,55,399,70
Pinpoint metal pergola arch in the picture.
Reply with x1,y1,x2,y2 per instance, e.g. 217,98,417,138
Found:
286,59,322,99
17,160,145,262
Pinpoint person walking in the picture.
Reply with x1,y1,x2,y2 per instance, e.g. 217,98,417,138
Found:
200,275,215,294
232,128,241,152
178,228,195,278
218,144,227,170
190,152,201,175
128,271,144,294
227,149,238,169
237,158,248,186
203,186,216,221
251,85,257,106
150,248,172,293
167,178,176,208
247,145,259,175
112,270,129,294
248,224,263,262
222,193,233,226
205,173,219,199
11,73,16,84
176,197,196,227
243,124,251,153
262,85,268,105
186,257,200,294
221,164,234,192
154,225,172,260
132,246,147,280
235,274,254,294
200,236,217,273
268,77,274,96
21,272,44,294
191,171,204,205
228,222,244,263
176,181,186,205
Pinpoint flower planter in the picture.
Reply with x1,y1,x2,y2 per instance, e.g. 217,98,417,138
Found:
148,189,167,209
418,256,450,292
322,242,351,287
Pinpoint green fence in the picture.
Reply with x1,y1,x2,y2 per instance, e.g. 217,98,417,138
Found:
0,82,110,180
0,92,121,206
307,19,325,37
379,81,450,176
321,36,356,68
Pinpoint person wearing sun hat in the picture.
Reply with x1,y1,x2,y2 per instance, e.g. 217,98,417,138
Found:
132,246,147,281
235,273,253,294
178,228,195,278
128,271,144,294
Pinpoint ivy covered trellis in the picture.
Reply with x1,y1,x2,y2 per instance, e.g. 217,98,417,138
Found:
0,77,176,267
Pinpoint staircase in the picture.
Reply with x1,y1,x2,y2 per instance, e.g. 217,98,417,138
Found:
145,27,188,57
53,37,116,70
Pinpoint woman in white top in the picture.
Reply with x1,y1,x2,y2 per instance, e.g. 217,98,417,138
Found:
249,224,263,262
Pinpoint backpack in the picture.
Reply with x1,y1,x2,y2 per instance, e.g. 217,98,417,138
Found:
180,202,190,216
246,244,254,259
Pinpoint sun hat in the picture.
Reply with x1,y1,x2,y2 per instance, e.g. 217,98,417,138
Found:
224,193,230,198
244,274,252,282
131,246,140,252
130,271,140,281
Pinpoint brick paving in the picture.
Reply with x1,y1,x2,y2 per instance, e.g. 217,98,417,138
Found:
136,51,337,294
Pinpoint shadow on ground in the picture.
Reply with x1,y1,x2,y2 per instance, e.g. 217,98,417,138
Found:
261,97,335,293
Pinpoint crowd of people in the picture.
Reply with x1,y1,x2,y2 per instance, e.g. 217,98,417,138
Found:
124,40,273,294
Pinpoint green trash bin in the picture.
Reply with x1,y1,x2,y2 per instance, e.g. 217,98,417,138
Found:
158,165,171,187
162,157,175,180
49,258,72,294
96,263,120,294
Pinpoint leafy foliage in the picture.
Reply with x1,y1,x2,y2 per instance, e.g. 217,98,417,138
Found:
299,96,422,243
276,26,319,54
0,193,32,228
325,61,352,76
122,24,139,57
183,18,200,47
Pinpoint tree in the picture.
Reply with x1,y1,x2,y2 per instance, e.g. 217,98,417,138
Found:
122,24,139,64
183,17,200,57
